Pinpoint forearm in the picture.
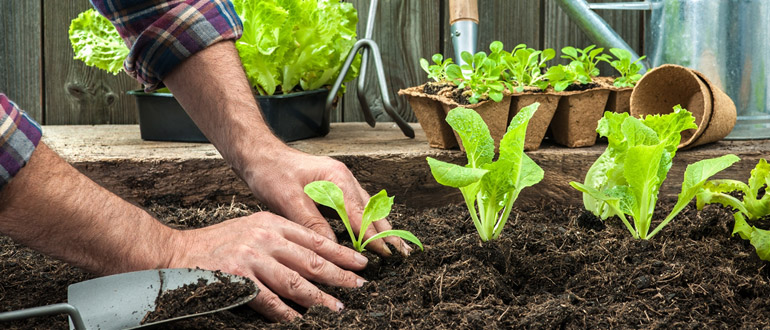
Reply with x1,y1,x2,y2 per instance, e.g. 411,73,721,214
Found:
163,41,289,194
0,142,178,275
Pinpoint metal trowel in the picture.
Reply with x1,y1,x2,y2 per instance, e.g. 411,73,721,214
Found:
0,268,258,330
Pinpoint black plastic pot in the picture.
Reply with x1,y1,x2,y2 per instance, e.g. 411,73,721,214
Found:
128,88,330,143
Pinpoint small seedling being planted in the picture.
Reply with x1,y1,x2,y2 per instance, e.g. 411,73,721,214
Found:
571,106,739,240
304,181,423,253
696,158,770,260
427,103,544,241
608,48,646,88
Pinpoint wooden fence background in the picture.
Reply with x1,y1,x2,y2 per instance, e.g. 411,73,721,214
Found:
0,0,645,126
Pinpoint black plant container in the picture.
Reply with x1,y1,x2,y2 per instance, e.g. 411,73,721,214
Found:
128,88,330,143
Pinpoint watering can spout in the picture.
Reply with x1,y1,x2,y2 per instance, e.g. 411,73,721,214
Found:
555,0,648,72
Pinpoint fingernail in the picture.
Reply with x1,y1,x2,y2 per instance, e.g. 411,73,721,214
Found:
336,301,345,311
383,245,393,256
356,277,367,287
354,252,368,265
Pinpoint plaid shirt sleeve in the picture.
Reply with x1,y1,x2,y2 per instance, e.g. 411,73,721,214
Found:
90,0,243,91
0,94,42,191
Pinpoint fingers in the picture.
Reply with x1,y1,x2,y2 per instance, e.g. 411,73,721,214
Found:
255,256,344,314
247,279,301,322
273,242,366,288
281,223,368,271
281,194,338,242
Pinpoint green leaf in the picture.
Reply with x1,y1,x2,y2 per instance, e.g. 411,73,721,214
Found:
732,213,753,240
445,107,495,168
362,229,423,251
648,154,740,239
361,190,393,232
68,9,129,74
499,102,539,162
750,227,770,261
426,157,488,188
304,180,357,248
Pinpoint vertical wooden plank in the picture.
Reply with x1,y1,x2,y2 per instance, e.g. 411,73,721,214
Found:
443,0,542,58
342,0,442,123
544,0,644,76
43,0,140,125
0,1,43,122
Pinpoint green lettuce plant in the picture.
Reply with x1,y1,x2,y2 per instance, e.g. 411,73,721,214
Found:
68,9,129,75
608,48,646,88
304,181,423,253
571,107,739,239
69,1,360,96
426,103,544,241
696,159,770,260
561,45,610,79
542,62,591,92
501,44,555,92
420,54,454,83
232,0,360,95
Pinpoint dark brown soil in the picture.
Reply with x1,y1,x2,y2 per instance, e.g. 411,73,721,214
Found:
422,82,454,95
563,82,600,92
449,87,476,105
141,270,256,324
2,199,770,329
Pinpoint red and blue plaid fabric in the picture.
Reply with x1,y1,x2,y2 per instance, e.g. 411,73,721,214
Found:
0,94,42,190
91,0,243,91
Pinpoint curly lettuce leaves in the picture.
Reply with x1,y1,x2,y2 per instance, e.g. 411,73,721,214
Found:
68,9,129,75
233,0,361,95
697,159,770,261
427,103,544,241
572,106,738,239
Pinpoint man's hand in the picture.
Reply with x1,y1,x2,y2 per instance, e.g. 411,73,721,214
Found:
167,211,368,321
163,41,411,256
243,147,412,257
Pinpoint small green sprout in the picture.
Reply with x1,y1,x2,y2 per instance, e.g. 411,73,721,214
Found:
608,48,646,88
420,53,454,83
561,45,610,79
304,181,423,253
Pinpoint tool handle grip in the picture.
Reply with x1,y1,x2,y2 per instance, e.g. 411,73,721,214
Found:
449,0,478,24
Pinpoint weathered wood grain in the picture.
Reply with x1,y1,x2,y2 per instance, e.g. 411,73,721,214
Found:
544,0,644,76
342,0,442,123
0,1,43,121
43,0,140,125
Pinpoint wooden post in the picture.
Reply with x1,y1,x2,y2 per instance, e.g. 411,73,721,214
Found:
449,0,479,24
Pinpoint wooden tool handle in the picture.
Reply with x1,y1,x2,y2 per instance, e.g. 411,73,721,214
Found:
449,0,479,24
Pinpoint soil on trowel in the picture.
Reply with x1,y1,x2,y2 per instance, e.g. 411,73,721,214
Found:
141,270,256,324
2,198,770,329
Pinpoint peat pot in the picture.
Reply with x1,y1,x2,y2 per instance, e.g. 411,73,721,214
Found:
557,0,770,139
128,89,331,143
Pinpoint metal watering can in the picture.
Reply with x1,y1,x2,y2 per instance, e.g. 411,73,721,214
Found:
556,0,770,139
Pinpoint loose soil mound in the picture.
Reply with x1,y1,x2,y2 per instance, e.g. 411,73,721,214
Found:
142,271,256,324
2,200,769,329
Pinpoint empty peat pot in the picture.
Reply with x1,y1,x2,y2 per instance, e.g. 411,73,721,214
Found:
630,64,736,148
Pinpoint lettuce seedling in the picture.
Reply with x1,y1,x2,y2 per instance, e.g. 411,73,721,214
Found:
304,181,423,253
426,103,544,241
68,9,129,75
561,45,610,80
541,62,592,92
608,48,646,88
571,107,739,239
501,44,556,92
420,53,454,83
446,50,506,104
696,159,770,260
